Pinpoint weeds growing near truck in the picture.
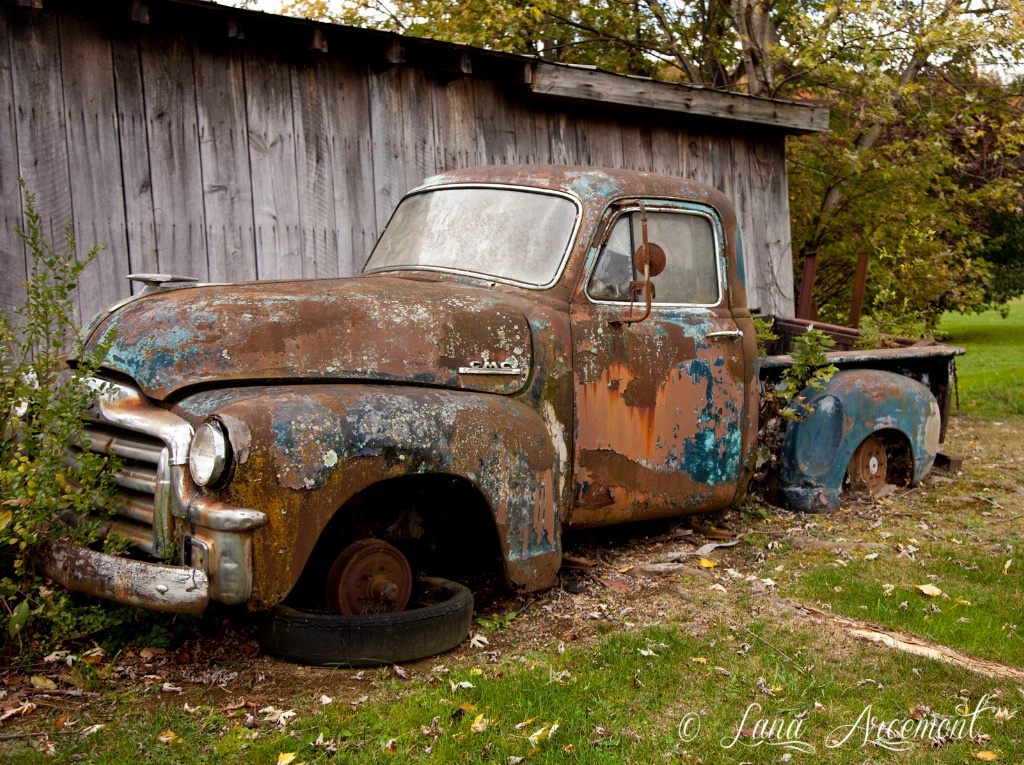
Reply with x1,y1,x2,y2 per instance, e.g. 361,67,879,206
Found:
0,182,124,654
754,323,839,482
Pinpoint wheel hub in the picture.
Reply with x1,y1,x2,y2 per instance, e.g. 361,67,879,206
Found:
849,435,888,495
326,539,413,615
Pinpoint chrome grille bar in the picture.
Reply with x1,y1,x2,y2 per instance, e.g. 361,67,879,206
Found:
79,422,171,556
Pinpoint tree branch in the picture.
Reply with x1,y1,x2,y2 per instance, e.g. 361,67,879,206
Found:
642,0,702,83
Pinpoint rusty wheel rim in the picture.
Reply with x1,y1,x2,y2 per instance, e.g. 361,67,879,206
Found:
849,435,887,495
326,539,413,615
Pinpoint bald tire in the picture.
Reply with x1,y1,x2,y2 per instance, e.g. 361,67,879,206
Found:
258,577,473,667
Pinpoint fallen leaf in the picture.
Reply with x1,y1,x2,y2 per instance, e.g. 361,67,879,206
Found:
319,695,333,705
80,724,104,735
451,702,478,720
699,558,719,569
527,720,560,747
916,584,943,597
391,665,409,680
350,695,368,710
691,524,735,539
563,743,576,753
138,647,165,660
694,537,746,557
955,597,974,607
383,738,398,754
617,566,634,574
469,633,490,649
161,683,182,694
975,751,998,761
864,553,879,561
277,754,297,765
0,702,36,722
469,668,483,676
471,714,489,733
515,717,536,730
709,584,727,593
260,706,297,727
52,714,70,731
221,699,255,712
450,680,474,691
599,579,631,593
1004,560,1013,575
30,675,57,690
690,657,708,665
157,730,178,744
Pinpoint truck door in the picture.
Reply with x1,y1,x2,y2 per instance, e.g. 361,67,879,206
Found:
568,202,748,528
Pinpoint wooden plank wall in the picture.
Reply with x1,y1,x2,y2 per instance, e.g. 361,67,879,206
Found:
0,6,795,323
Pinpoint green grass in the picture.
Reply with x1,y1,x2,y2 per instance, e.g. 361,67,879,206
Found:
791,542,1024,668
939,299,1024,419
8,621,1022,764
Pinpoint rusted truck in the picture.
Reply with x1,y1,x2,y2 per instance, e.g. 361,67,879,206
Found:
42,166,961,665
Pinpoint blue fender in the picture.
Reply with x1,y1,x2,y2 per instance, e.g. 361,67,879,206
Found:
776,370,941,513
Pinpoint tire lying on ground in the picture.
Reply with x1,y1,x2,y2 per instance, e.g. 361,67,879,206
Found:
258,577,473,667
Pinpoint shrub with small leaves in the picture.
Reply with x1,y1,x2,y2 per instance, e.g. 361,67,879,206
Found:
0,181,121,653
755,326,839,484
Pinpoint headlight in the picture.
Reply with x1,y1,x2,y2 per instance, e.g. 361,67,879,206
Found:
189,419,231,487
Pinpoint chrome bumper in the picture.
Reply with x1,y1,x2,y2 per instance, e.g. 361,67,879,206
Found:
58,378,269,611
40,539,210,614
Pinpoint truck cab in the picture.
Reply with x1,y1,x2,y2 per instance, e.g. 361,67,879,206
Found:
42,166,952,667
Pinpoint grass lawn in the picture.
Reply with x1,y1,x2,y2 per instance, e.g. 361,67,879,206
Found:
939,299,1024,420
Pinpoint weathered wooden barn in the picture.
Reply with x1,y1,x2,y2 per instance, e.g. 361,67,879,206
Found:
0,0,827,325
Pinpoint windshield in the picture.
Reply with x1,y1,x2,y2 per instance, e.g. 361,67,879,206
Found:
364,187,579,287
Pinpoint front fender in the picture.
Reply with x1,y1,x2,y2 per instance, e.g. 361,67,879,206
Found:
175,385,560,608
776,370,941,513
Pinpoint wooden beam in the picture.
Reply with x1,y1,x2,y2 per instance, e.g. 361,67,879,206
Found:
848,251,870,328
797,252,818,320
531,64,829,134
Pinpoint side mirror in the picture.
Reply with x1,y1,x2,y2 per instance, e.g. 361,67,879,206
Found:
614,202,665,325
633,242,666,278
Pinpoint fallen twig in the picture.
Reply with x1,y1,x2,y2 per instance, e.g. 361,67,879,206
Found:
992,513,1024,524
28,689,100,699
0,730,78,741
775,597,1024,682
731,622,807,675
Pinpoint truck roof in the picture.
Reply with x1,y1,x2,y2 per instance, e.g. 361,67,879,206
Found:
414,165,738,228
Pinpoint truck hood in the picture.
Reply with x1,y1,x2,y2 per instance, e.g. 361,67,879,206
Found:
88,277,533,401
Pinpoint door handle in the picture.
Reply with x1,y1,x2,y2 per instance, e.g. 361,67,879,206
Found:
706,330,744,340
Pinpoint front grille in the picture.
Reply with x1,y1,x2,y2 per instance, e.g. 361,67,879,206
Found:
69,423,173,556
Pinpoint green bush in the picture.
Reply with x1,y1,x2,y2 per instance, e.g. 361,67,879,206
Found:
0,181,124,654
755,325,839,484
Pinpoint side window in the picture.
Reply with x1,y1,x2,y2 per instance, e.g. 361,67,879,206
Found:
587,210,720,305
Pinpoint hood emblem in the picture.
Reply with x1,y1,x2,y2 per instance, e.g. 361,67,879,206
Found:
458,353,521,376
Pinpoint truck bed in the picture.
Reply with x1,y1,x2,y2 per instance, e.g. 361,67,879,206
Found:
757,316,965,440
